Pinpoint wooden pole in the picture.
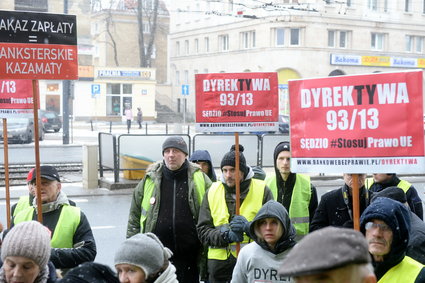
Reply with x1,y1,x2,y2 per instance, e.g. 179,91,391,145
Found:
3,118,11,228
352,174,360,231
32,80,43,223
234,132,241,254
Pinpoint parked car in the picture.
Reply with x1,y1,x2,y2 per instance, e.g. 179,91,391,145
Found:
278,114,290,133
39,110,62,132
0,117,44,144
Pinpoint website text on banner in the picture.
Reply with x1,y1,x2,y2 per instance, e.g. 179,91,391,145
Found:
195,72,279,133
0,10,78,80
0,80,35,118
289,70,424,174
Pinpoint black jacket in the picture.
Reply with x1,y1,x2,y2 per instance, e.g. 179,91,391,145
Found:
368,175,423,220
360,197,425,282
407,212,425,265
310,185,370,232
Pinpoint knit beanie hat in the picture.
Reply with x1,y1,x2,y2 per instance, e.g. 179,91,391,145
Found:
1,221,51,268
162,136,188,155
220,144,248,176
273,141,290,162
114,233,172,278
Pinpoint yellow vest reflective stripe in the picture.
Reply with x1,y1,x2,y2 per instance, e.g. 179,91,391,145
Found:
13,195,30,217
365,178,411,194
265,174,311,235
378,256,424,283
207,179,265,260
139,170,206,233
14,205,81,248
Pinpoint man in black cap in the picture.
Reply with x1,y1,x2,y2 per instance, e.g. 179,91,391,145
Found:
12,165,97,271
197,144,274,282
265,141,318,239
279,226,376,283
371,187,425,264
127,136,212,282
366,173,423,220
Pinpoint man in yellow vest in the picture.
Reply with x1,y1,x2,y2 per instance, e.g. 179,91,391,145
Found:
13,165,97,270
265,141,318,239
11,168,35,217
360,197,425,282
127,136,212,283
366,173,423,220
197,144,274,282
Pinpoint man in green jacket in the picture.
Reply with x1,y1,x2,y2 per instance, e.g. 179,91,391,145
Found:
127,136,212,283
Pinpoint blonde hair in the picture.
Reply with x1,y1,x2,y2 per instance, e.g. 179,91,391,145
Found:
254,217,284,243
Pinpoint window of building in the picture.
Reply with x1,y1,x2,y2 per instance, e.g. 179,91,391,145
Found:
176,41,180,56
406,36,424,53
204,37,210,53
275,28,285,46
194,39,199,53
15,0,48,12
184,40,189,55
406,35,414,52
329,30,349,48
290,28,300,46
416,37,424,53
405,0,412,12
368,0,377,11
371,33,385,50
106,83,133,116
241,30,256,49
219,34,229,51
176,71,180,85
184,70,189,84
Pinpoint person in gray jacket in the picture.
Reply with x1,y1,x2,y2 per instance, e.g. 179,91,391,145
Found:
231,200,296,283
126,136,212,282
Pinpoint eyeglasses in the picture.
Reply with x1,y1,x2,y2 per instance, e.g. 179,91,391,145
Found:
365,222,392,232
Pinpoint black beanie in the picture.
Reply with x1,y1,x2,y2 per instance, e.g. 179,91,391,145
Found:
371,186,407,204
220,144,248,175
273,141,290,161
162,136,188,155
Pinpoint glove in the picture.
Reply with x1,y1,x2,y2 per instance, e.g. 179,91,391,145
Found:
227,229,244,243
230,215,249,233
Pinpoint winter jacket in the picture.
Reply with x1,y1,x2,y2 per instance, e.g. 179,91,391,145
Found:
231,200,295,283
12,191,97,270
189,149,217,182
265,172,317,238
310,185,370,232
407,212,425,264
197,167,274,281
366,175,423,220
360,197,425,282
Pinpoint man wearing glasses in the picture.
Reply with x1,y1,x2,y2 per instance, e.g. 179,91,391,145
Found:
360,197,425,282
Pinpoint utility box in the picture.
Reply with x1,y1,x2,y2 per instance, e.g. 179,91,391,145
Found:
121,154,154,180
83,145,98,189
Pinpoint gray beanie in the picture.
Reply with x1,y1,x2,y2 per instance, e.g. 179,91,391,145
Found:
114,233,172,277
162,136,188,155
1,221,51,268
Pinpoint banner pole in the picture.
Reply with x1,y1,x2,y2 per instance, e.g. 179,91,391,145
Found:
234,132,241,255
352,174,360,231
3,118,11,228
32,80,43,223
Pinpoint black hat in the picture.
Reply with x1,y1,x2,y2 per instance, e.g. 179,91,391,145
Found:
162,136,188,155
60,262,120,283
273,141,290,161
220,145,248,175
371,186,407,204
279,226,371,277
31,165,60,182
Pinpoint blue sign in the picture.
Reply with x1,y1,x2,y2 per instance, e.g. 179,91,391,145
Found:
181,84,189,95
91,84,101,95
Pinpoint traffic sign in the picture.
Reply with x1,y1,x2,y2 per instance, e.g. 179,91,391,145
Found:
91,84,100,96
182,84,189,95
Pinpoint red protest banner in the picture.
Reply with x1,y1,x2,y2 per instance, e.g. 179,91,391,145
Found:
195,72,279,132
289,70,424,174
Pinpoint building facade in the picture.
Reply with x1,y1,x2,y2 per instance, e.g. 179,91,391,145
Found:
168,0,425,119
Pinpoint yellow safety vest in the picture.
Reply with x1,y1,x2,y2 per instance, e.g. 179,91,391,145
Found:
378,256,424,283
13,195,31,217
139,170,206,232
14,205,81,248
365,178,411,193
265,173,311,235
207,179,265,260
